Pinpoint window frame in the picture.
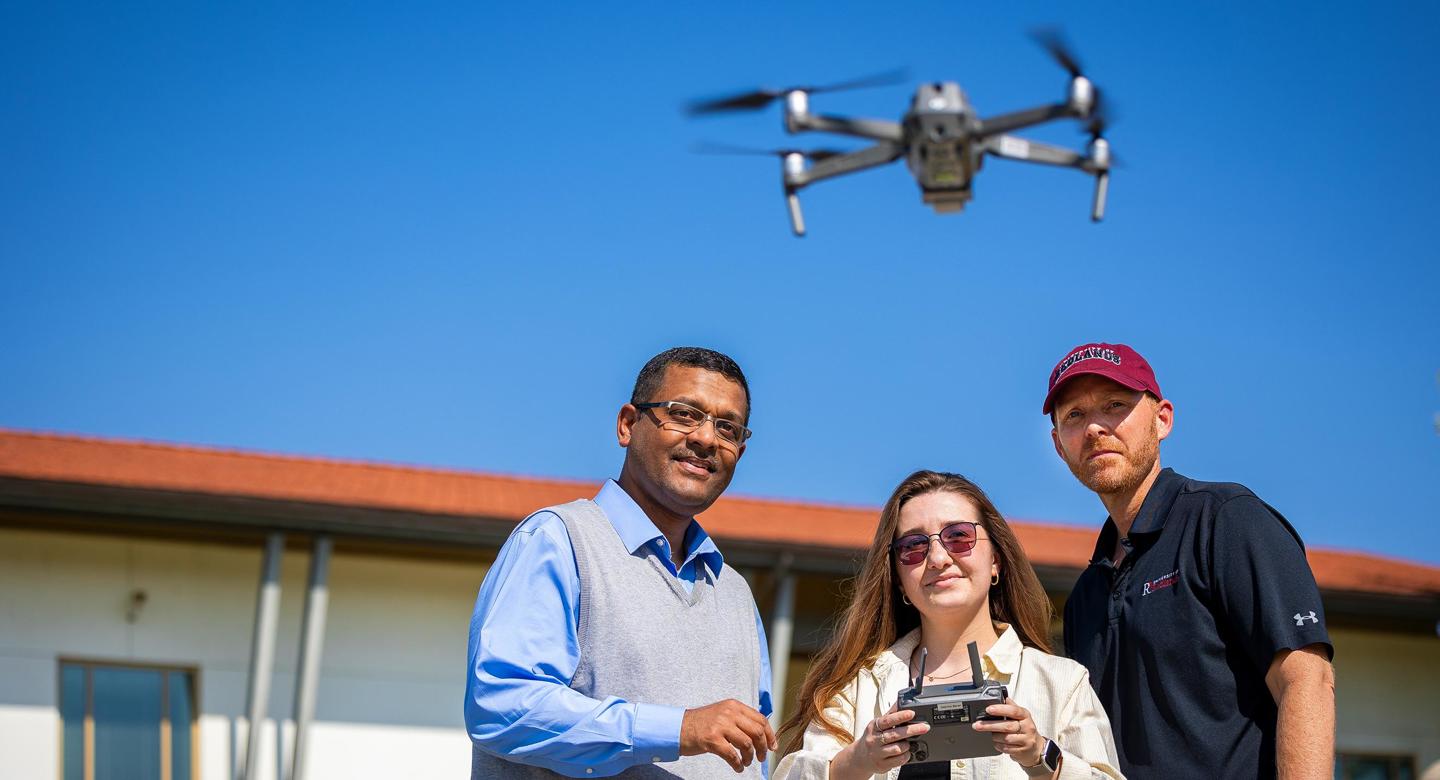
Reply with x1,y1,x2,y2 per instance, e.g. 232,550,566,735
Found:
1334,751,1417,780
57,657,201,780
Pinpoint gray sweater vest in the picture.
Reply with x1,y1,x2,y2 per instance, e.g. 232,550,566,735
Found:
471,499,763,779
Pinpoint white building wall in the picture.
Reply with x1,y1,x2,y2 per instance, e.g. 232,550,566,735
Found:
0,526,485,780
5,526,1440,779
1331,627,1440,775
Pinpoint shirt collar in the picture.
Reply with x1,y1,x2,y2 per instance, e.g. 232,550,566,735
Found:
1089,466,1185,564
983,624,1023,677
593,479,725,575
877,623,1023,681
1129,467,1184,536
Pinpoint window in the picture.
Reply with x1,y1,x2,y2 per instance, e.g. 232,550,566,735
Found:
59,660,197,780
1335,753,1416,780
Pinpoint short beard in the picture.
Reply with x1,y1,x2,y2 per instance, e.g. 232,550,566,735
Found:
1068,435,1159,497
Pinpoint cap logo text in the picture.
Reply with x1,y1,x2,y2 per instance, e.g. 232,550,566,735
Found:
1051,347,1122,387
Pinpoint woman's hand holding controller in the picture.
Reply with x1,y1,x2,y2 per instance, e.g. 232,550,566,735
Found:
973,697,1048,769
829,703,931,780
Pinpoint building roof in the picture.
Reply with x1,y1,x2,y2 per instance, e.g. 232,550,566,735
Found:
2,428,1438,600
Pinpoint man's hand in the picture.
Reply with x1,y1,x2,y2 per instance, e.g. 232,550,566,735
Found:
680,699,777,773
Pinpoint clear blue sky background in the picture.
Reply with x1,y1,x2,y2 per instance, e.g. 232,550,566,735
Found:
4,3,1438,564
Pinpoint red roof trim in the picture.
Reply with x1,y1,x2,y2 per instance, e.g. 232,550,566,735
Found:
2,428,1436,597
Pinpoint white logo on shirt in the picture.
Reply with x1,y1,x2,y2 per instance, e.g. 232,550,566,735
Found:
1293,611,1318,626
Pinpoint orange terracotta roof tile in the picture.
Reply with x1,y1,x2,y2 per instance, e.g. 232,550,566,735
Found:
1,428,1437,598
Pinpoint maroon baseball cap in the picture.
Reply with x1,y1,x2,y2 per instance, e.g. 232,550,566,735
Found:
1042,342,1162,415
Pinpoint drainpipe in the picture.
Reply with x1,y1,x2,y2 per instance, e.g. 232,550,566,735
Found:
288,536,332,780
239,534,284,780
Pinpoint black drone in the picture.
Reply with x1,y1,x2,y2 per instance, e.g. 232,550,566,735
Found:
687,33,1113,236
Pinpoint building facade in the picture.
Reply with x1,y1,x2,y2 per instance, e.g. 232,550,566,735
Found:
1,430,1437,780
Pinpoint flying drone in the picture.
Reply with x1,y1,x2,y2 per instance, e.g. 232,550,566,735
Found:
687,33,1113,236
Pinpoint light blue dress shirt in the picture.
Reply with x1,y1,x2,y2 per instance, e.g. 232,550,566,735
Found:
465,479,774,777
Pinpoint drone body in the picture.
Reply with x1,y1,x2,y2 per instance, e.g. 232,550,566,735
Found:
690,37,1113,236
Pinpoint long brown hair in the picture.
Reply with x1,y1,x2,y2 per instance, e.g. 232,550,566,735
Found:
779,470,1054,752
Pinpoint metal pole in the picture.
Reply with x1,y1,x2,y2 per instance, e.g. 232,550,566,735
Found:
288,536,332,780
240,533,284,780
768,553,797,732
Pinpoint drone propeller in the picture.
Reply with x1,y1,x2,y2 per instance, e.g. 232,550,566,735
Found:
1032,28,1112,129
685,69,908,116
1031,27,1085,78
692,142,847,162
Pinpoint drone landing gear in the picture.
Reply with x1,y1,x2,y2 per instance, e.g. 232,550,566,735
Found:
983,134,1111,222
780,144,906,236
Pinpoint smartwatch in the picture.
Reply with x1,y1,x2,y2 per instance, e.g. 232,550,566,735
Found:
1022,738,1062,777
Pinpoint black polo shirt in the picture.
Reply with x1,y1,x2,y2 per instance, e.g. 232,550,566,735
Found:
1063,468,1333,780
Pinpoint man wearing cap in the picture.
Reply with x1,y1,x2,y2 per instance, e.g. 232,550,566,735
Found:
1043,343,1335,780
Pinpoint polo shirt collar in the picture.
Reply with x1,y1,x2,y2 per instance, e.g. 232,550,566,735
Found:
593,479,725,576
1128,467,1184,536
1089,466,1185,564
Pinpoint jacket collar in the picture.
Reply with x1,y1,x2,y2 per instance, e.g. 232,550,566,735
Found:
874,623,1023,683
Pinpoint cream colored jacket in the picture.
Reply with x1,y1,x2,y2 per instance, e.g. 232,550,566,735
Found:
774,625,1123,780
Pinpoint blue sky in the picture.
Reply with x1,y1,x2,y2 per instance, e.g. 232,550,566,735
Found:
3,2,1438,564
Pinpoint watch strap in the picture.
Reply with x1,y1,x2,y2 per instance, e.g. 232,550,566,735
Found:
1022,738,1061,776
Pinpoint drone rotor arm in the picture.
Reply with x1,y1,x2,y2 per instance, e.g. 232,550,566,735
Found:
778,143,905,236
984,135,1110,221
784,142,906,189
983,135,1088,168
974,103,1076,140
787,112,905,143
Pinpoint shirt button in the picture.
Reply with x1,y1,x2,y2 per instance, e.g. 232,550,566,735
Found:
652,757,662,763
586,770,593,775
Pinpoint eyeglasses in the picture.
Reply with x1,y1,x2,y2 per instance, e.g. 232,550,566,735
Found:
634,401,752,447
891,522,987,565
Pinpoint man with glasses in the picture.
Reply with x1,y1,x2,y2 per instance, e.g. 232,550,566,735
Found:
1044,342,1335,780
467,347,776,778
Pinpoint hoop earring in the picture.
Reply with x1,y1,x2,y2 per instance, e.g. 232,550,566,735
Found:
901,592,912,606
991,573,999,586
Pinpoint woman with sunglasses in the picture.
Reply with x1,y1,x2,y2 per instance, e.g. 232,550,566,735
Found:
774,470,1122,780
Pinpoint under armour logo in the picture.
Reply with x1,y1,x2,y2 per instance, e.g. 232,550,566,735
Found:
1293,611,1318,626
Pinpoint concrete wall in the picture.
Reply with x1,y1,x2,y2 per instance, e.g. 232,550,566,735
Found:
0,527,484,780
